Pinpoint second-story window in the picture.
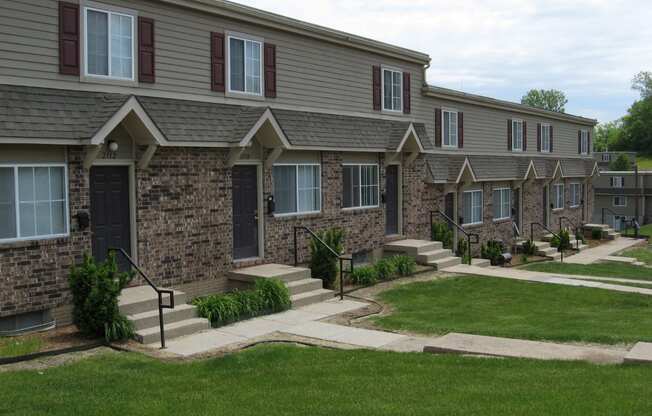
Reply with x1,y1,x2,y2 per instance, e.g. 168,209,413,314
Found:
382,68,402,112
611,176,624,188
85,8,134,80
512,120,524,151
580,130,590,155
602,153,611,162
443,109,458,147
541,124,551,152
228,35,262,95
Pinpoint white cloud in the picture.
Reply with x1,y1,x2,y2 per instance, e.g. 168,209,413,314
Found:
233,0,652,122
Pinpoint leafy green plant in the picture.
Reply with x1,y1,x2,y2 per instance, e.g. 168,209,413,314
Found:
456,238,469,258
68,253,134,342
309,228,344,289
521,254,529,264
592,228,603,240
575,230,586,244
375,257,398,281
557,230,571,251
521,240,537,256
432,222,453,249
391,255,416,277
350,266,378,286
193,278,290,327
481,241,503,266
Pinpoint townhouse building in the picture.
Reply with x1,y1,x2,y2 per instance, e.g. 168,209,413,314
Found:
0,0,597,332
592,169,652,229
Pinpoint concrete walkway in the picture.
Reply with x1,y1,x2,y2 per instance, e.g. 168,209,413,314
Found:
445,264,652,295
564,237,642,264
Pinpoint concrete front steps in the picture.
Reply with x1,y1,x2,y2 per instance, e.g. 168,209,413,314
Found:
583,223,621,240
119,286,210,345
228,264,333,308
515,239,562,260
383,239,490,270
541,234,589,251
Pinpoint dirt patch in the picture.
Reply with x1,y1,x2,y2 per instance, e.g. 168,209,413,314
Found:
0,346,117,373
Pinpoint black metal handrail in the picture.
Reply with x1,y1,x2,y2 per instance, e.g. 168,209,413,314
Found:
431,210,479,265
109,247,174,349
293,226,353,301
558,216,582,250
529,222,564,263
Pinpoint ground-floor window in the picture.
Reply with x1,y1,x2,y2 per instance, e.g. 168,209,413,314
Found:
570,183,582,207
342,164,379,209
463,190,483,225
613,196,627,207
552,183,564,210
492,188,511,220
273,164,321,215
0,165,69,242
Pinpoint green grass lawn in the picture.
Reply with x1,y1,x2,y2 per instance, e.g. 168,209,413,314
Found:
523,261,652,281
624,223,652,238
373,276,652,344
622,246,652,265
1,345,652,415
637,155,652,169
0,337,42,358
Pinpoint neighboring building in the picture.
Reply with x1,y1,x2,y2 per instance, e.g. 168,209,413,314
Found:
592,170,652,230
594,151,637,171
0,0,597,331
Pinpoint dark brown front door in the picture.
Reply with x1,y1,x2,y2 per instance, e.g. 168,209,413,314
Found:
232,165,259,260
385,165,399,235
90,166,131,270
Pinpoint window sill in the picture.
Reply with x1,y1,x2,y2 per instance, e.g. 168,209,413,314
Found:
80,74,138,87
225,90,265,101
0,235,70,250
552,208,564,212
341,206,381,213
462,222,483,229
569,205,581,209
272,211,322,220
493,218,511,224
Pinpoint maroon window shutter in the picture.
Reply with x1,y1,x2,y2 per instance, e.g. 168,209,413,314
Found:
523,121,527,151
537,123,541,151
403,72,411,114
550,125,554,152
372,65,381,111
435,108,442,147
457,112,464,148
211,32,225,92
587,131,591,154
578,130,582,154
138,17,155,83
264,43,277,98
59,2,79,75
507,119,512,151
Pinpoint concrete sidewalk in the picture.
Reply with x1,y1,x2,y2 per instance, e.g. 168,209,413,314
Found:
564,237,643,264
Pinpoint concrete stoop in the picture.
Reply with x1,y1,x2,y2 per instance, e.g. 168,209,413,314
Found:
541,234,590,252
227,264,334,308
583,224,621,240
119,286,211,345
516,240,562,260
384,239,491,271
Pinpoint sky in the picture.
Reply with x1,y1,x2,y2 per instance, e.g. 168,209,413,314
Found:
234,0,652,123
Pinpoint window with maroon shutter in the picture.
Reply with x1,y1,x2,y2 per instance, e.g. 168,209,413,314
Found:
550,125,554,152
211,32,225,92
578,130,582,154
587,131,591,154
138,17,155,83
507,120,512,151
59,1,80,75
403,72,411,114
458,112,464,148
523,121,527,151
372,65,381,111
434,108,442,147
537,123,542,151
264,43,276,98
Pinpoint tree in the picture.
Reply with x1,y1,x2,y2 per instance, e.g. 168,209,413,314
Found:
609,154,631,171
593,121,623,152
632,71,652,99
619,97,652,154
521,89,568,113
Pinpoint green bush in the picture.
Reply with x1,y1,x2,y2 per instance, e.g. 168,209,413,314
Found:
392,255,416,277
431,222,453,249
375,257,398,281
68,253,134,342
558,230,571,251
609,154,630,171
309,228,344,289
456,238,469,258
592,228,603,240
350,266,378,286
193,278,290,327
481,241,503,266
521,240,537,256
575,230,586,244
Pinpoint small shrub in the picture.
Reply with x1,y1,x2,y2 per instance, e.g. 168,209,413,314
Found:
521,254,529,264
575,230,586,244
350,266,378,286
556,230,571,251
392,255,417,277
609,154,630,171
309,228,344,289
432,222,453,249
481,241,503,266
193,278,290,327
592,228,603,240
68,253,134,342
456,238,469,258
521,240,537,256
375,257,398,281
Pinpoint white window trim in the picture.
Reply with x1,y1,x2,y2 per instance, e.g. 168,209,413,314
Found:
272,163,321,217
226,32,264,97
381,66,403,113
341,163,380,210
511,119,524,152
463,189,483,226
613,196,627,207
0,163,70,244
612,176,624,188
540,123,551,153
569,183,581,208
552,183,564,210
580,130,590,155
83,6,136,82
493,188,511,221
442,108,459,148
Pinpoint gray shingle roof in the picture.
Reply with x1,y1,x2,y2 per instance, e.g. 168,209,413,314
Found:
424,154,467,182
560,158,597,177
0,84,129,142
532,158,557,178
467,156,530,181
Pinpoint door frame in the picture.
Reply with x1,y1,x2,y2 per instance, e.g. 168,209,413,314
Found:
385,161,403,236
90,159,138,263
232,161,265,261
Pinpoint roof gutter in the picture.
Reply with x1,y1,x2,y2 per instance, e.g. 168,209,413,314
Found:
156,0,431,65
